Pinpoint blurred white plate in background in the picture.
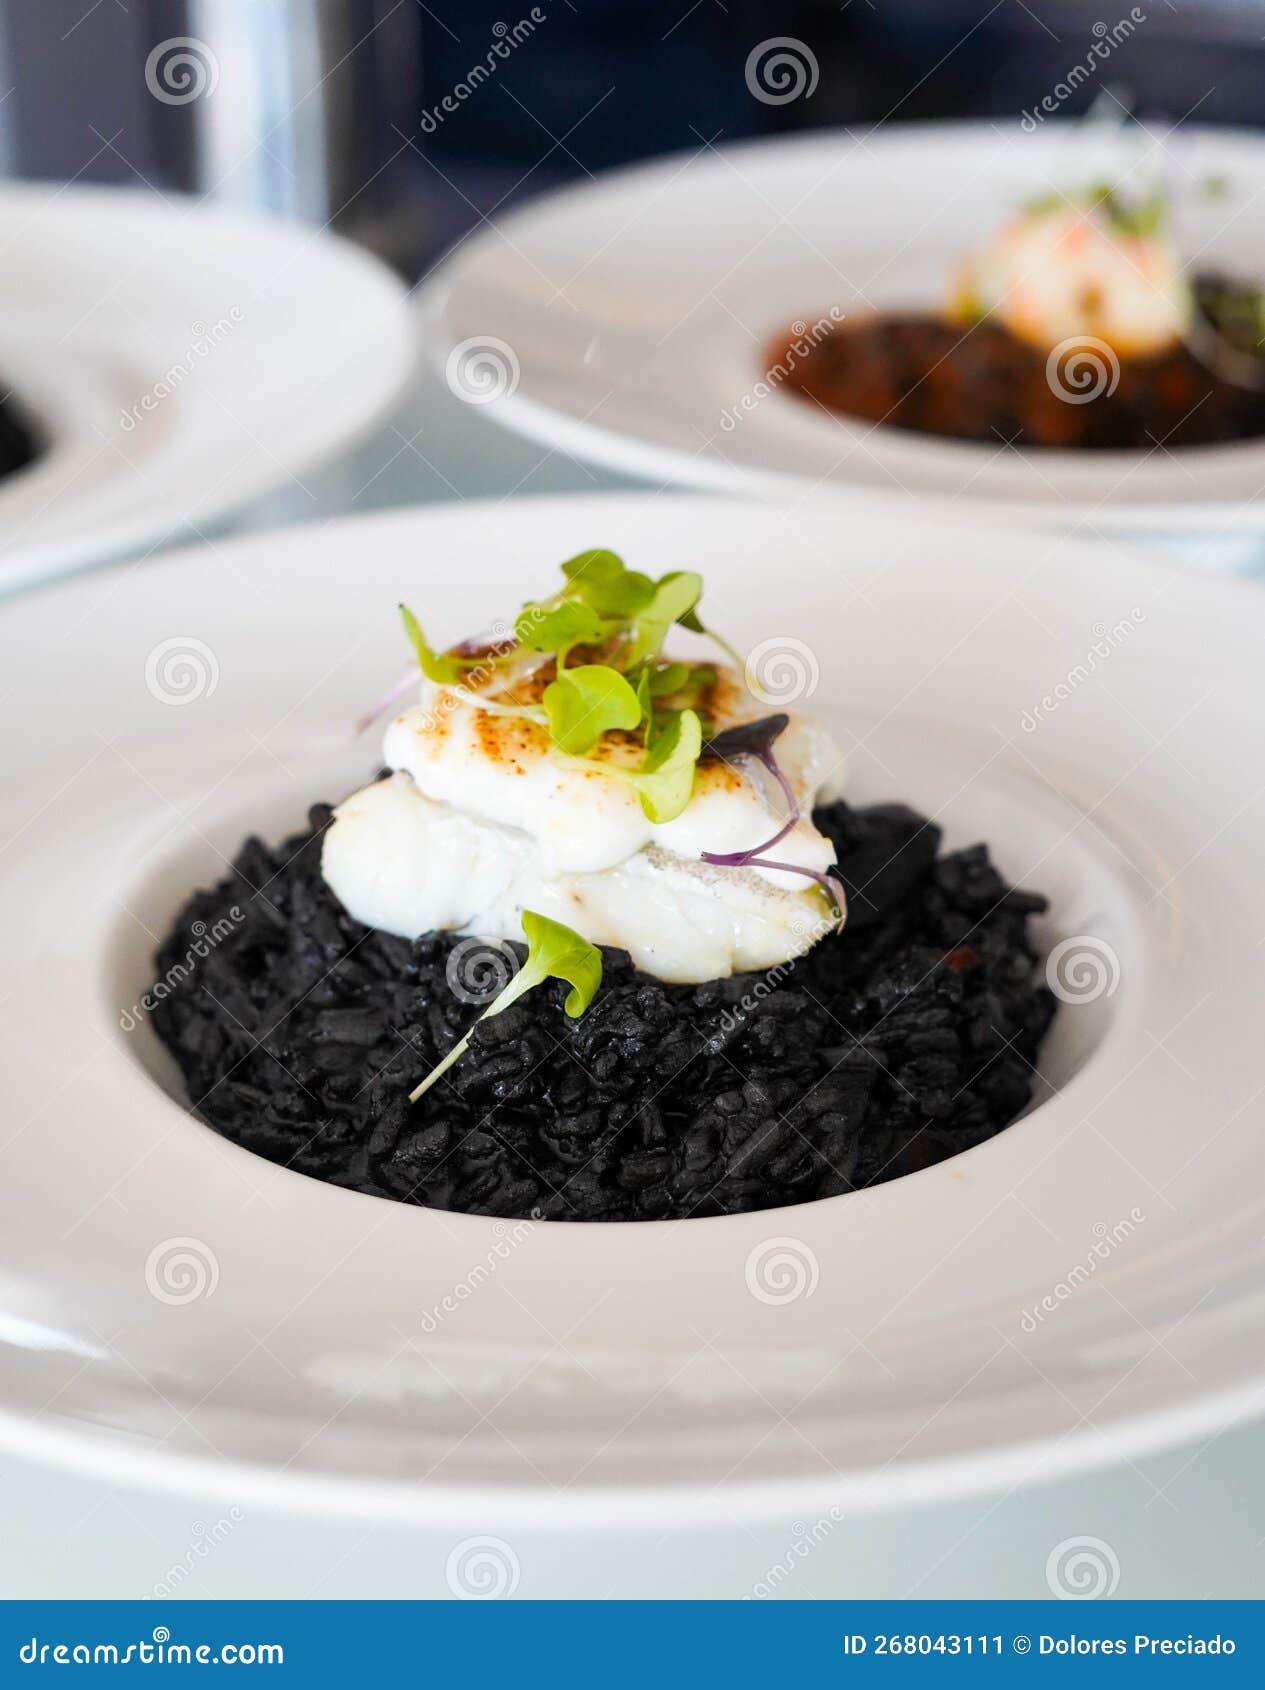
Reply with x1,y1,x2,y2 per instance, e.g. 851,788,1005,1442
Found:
422,122,1265,541
0,183,415,591
0,492,1263,1521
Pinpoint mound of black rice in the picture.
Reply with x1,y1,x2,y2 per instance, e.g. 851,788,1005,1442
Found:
151,798,1055,1220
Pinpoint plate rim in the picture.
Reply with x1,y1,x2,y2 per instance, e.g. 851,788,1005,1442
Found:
3,1364,1264,1526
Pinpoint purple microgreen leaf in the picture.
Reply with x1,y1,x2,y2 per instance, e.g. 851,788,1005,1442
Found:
700,711,798,847
701,712,791,766
697,711,842,927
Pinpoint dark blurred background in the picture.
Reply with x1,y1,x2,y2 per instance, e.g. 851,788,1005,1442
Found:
0,0,1256,279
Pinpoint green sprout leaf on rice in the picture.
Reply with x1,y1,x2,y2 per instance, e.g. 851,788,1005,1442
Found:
409,912,602,1103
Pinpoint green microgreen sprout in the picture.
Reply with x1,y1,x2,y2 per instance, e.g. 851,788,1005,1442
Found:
627,570,703,665
560,549,656,618
409,911,602,1103
1198,282,1265,359
376,551,836,1103
515,599,603,663
1101,188,1166,239
648,661,691,697
1023,180,1168,240
569,706,703,823
950,284,988,326
680,608,744,671
393,550,736,826
633,707,703,822
399,605,478,686
543,664,642,756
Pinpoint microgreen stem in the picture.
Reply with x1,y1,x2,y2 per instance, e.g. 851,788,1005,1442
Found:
408,1034,471,1103
705,857,847,928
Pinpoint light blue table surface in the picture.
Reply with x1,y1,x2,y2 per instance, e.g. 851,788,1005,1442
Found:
3,365,1262,1601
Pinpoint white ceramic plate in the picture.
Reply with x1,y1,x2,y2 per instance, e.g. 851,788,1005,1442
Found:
0,183,415,592
2,492,1263,1524
422,122,1265,538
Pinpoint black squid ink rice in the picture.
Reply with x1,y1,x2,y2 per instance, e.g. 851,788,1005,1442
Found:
152,796,1056,1221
